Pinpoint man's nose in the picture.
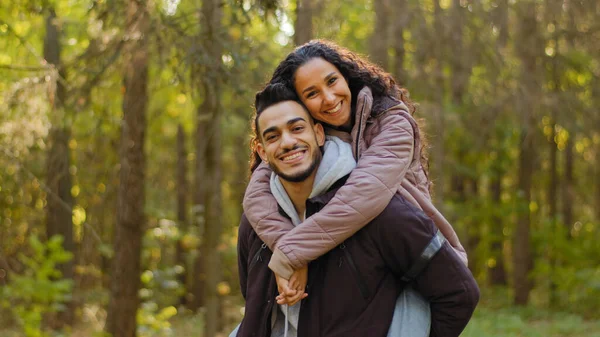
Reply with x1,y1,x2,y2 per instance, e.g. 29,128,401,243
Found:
280,131,297,148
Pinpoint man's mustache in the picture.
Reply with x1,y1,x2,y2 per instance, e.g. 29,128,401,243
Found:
277,145,305,157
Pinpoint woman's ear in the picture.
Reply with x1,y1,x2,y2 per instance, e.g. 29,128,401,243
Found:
313,122,325,146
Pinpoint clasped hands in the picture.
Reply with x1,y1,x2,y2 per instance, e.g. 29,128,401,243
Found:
275,266,308,306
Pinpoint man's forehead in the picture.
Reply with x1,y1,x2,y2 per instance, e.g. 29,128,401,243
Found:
258,100,311,131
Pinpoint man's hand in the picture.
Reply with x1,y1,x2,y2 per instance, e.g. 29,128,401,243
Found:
275,266,308,306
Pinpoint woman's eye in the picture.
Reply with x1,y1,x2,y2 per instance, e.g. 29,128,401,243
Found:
328,77,337,85
306,91,316,99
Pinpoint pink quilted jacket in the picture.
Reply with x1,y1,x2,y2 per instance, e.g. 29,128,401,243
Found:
243,86,467,279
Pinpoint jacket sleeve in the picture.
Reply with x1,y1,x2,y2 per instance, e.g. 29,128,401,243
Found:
268,112,415,278
375,198,480,337
242,161,296,252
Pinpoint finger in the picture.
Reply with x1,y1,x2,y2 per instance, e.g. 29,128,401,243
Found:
276,294,293,305
282,285,296,297
288,292,306,306
288,277,298,290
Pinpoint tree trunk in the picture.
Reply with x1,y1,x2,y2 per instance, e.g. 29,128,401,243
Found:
562,136,574,236
391,0,407,84
450,0,468,106
431,0,445,208
189,1,224,335
513,1,538,305
105,1,149,336
176,124,188,305
496,0,509,48
489,171,507,285
546,1,561,302
294,0,312,46
370,0,389,69
44,6,74,328
190,118,208,310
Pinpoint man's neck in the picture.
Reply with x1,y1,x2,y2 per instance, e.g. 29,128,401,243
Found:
279,172,317,221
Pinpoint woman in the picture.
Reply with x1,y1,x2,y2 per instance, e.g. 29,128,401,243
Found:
242,40,467,336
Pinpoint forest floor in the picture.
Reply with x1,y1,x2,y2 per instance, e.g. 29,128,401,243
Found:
169,288,600,337
2,289,599,336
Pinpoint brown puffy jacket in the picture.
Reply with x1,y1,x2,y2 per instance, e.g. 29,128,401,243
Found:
243,86,467,279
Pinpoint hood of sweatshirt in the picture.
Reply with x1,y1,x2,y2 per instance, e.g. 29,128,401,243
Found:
267,136,356,337
270,136,356,225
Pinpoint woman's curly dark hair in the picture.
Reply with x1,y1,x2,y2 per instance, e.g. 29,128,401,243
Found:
268,40,429,178
269,39,416,116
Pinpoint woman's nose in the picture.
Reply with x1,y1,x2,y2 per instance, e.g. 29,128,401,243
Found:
323,89,335,105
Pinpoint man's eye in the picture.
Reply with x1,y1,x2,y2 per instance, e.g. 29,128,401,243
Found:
266,135,277,141
293,126,304,132
328,77,337,85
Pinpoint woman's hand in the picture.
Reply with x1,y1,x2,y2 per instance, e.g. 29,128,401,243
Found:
275,266,308,306
452,244,469,267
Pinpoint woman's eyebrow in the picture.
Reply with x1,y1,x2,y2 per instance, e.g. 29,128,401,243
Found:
301,72,337,95
323,71,337,80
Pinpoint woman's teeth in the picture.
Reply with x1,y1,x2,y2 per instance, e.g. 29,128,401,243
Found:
324,102,342,114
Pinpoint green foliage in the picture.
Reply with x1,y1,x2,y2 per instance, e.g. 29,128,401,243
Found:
138,223,185,337
462,289,600,337
0,235,73,337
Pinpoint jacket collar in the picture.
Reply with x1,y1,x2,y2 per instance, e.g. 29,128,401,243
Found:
276,175,350,219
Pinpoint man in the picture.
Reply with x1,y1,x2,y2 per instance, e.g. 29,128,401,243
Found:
235,83,479,337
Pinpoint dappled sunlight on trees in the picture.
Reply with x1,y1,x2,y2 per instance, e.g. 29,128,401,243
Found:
1,0,599,336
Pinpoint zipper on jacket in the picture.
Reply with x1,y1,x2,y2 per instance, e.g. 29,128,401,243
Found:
354,103,367,159
248,243,267,272
339,242,370,300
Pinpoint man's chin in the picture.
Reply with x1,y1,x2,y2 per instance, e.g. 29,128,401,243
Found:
275,168,313,183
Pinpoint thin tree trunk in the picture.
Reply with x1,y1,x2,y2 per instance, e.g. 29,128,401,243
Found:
546,0,561,302
370,0,389,69
202,0,224,330
489,171,507,285
562,136,574,236
391,0,407,84
431,0,445,207
513,1,538,305
450,0,468,106
189,0,224,335
190,118,208,310
44,6,74,327
176,125,188,305
548,110,559,304
294,0,312,46
497,0,509,48
105,1,149,336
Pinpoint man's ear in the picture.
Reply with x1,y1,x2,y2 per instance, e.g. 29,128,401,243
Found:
256,141,268,163
313,122,325,146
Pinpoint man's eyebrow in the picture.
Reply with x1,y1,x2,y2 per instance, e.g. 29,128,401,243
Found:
287,117,307,125
262,126,278,138
261,117,307,138
300,71,336,95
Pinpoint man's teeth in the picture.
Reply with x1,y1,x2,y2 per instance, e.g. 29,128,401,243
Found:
282,152,303,161
325,102,341,114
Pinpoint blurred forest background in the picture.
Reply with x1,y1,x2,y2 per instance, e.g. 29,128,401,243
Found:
1,0,599,336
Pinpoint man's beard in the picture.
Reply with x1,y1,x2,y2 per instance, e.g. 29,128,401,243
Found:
271,146,322,183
